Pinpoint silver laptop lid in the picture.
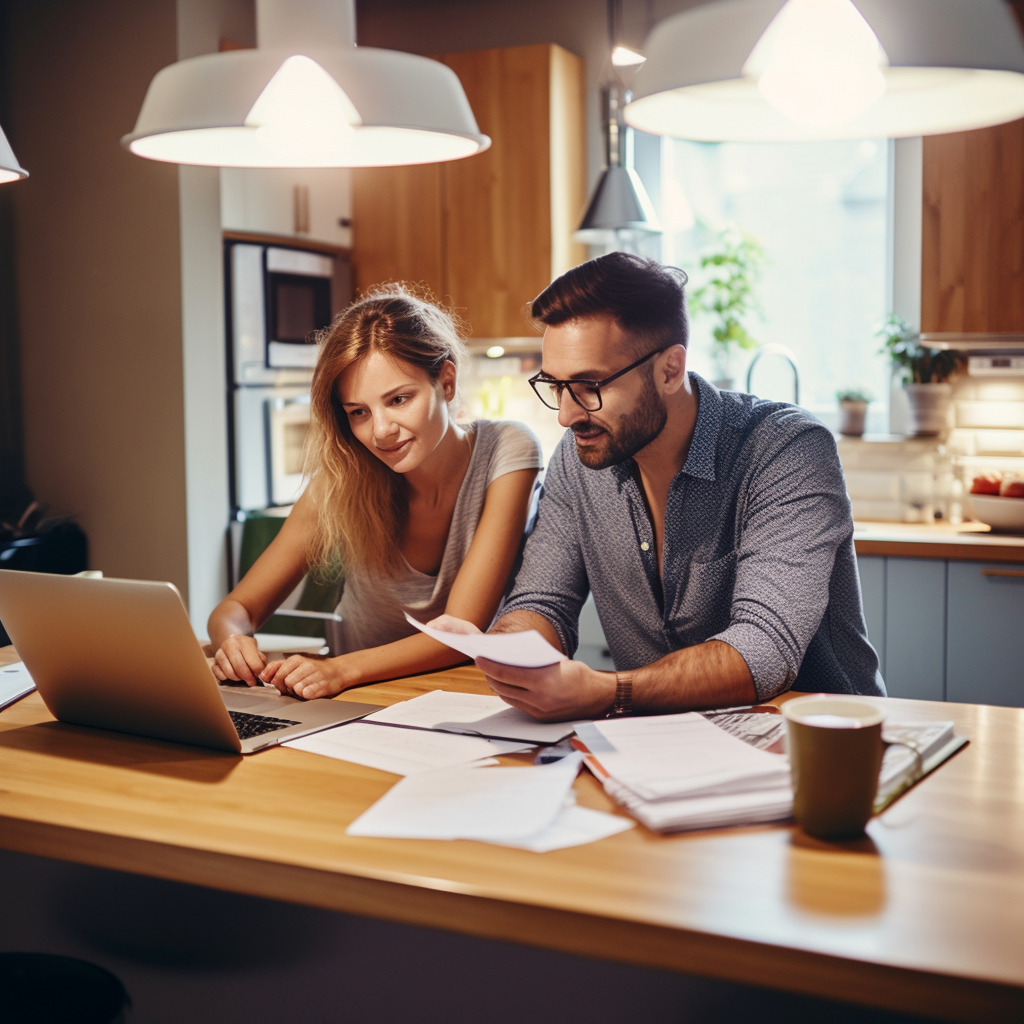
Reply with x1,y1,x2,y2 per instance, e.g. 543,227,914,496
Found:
0,570,242,753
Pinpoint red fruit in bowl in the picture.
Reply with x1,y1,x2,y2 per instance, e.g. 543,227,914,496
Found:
970,471,1003,495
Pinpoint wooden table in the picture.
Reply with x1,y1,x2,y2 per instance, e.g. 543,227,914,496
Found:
1,648,1022,1022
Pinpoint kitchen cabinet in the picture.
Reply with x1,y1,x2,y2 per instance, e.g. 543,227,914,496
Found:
220,167,353,248
351,44,587,339
856,555,886,678
858,553,1024,707
946,561,1024,708
883,558,946,702
859,555,945,701
921,117,1024,333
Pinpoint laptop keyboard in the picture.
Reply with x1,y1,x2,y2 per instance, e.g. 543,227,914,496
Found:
229,710,301,740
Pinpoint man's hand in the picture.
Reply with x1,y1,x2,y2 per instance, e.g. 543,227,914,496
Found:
475,657,616,722
260,655,355,699
211,634,267,686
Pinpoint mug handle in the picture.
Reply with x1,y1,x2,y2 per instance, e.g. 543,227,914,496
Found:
873,738,924,815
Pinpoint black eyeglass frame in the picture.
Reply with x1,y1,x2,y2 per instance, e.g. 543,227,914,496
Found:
527,345,672,412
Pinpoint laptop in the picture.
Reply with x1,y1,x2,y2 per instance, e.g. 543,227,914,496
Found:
0,569,382,754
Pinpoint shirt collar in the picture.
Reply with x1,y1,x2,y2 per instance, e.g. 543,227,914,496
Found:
609,371,720,485
680,372,720,482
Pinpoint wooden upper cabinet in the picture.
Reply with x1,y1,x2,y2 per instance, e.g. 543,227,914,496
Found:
351,44,587,339
922,118,1024,333
349,162,445,300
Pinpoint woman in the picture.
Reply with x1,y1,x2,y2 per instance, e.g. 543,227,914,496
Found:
208,287,542,699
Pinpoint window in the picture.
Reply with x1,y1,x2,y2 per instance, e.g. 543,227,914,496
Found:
659,138,892,433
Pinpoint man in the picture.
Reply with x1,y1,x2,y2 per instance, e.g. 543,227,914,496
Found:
436,252,884,720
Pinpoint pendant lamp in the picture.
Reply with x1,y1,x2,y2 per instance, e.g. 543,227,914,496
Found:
576,0,661,244
0,124,28,184
626,0,1024,141
122,0,489,167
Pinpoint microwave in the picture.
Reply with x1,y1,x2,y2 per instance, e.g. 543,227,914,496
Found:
227,239,352,386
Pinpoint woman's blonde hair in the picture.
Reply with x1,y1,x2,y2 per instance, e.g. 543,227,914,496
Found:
304,285,466,577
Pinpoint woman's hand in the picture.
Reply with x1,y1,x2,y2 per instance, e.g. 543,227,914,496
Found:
212,634,267,686
260,655,357,699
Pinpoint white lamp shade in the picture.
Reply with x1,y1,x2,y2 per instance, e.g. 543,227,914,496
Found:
626,0,1024,141
123,46,490,167
0,123,28,183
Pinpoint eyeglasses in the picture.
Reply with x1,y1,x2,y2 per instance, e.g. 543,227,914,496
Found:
528,347,669,412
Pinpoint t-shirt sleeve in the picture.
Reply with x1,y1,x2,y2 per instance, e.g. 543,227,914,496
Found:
484,421,545,488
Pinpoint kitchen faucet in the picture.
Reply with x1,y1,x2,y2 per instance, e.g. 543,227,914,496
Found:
746,343,800,405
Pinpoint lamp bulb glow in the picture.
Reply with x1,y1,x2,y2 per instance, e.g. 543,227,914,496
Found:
744,0,888,128
612,46,647,68
245,55,361,161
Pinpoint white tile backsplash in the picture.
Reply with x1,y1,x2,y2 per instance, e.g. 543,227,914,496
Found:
841,375,1024,521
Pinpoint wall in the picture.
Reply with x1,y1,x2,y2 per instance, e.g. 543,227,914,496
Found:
0,8,31,521
175,0,256,627
6,0,190,593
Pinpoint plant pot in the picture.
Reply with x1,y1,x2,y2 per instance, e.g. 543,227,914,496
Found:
904,382,953,436
838,400,868,436
712,377,735,391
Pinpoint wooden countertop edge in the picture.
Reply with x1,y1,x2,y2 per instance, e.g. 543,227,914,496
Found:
1,815,1019,1024
854,537,1024,562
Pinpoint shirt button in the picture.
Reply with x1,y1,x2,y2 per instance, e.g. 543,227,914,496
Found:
640,541,650,552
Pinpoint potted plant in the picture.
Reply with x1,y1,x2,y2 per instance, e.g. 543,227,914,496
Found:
835,388,872,437
877,314,964,436
689,226,766,389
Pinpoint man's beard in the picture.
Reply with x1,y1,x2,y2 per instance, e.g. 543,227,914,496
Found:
572,387,668,470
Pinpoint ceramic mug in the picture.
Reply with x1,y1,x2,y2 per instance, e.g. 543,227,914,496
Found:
782,695,885,840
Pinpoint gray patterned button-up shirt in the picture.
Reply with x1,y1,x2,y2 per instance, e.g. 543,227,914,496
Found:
503,373,885,701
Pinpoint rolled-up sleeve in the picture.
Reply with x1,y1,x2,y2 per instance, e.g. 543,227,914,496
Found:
501,439,589,656
711,425,852,701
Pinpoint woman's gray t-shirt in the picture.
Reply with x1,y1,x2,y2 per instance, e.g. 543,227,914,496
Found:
334,420,543,653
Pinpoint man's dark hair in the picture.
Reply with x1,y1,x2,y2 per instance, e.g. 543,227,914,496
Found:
530,252,689,353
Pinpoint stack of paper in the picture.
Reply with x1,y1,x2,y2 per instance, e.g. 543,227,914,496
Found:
346,753,633,851
576,713,793,833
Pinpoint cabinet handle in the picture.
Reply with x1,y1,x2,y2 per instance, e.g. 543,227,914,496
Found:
981,568,1024,578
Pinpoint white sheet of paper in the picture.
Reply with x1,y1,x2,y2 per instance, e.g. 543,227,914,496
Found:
490,803,635,852
284,721,530,776
363,689,588,744
581,713,789,801
0,661,36,712
346,753,582,840
404,613,566,668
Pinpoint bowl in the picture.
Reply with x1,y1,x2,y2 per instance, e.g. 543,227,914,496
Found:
966,494,1024,533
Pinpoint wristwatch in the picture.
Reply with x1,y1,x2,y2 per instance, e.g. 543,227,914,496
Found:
607,671,633,717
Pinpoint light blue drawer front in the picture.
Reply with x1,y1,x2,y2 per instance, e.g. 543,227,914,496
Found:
946,561,1024,707
884,557,946,701
856,555,886,679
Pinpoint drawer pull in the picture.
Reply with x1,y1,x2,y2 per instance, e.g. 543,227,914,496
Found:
981,569,1024,578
